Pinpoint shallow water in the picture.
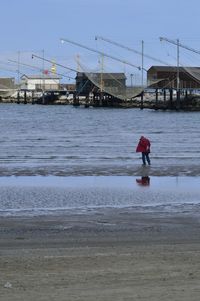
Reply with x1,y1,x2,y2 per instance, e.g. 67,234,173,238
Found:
1,104,200,217
0,176,200,216
0,104,200,176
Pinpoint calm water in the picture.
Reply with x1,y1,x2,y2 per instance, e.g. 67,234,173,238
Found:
0,103,200,176
0,176,200,216
0,103,200,216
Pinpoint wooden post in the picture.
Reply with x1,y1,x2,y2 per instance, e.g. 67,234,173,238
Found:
163,89,166,102
31,91,35,104
185,90,188,98
73,93,80,106
140,91,143,110
156,89,158,105
17,91,20,104
24,90,27,104
176,89,180,110
169,89,173,108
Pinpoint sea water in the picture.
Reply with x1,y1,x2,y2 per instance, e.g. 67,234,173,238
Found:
0,103,200,216
0,103,200,176
0,175,200,216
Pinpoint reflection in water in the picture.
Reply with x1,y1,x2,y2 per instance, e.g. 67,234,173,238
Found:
1,176,200,216
136,176,150,186
136,166,150,186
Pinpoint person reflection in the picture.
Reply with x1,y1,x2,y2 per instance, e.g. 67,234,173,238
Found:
136,165,150,186
136,176,150,186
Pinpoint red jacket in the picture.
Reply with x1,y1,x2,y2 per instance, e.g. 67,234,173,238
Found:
136,136,151,153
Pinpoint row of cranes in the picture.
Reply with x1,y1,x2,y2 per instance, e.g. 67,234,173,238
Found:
1,35,200,109
59,36,200,97
43,36,200,85
2,37,200,93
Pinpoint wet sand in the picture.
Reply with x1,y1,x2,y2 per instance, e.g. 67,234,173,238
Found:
0,209,200,300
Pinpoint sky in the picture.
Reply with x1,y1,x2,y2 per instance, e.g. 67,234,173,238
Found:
1,0,200,84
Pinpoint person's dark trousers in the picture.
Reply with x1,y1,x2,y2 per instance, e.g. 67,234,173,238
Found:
142,152,151,165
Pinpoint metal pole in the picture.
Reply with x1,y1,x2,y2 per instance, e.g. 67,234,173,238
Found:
60,37,141,70
42,49,45,104
177,39,180,107
130,74,133,87
177,39,180,91
76,54,80,72
100,54,104,106
140,40,144,110
141,40,144,88
17,51,20,86
17,51,20,104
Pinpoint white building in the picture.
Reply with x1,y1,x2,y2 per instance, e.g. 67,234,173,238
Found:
20,74,61,91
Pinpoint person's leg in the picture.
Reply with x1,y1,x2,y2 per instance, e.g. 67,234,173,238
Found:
142,152,146,165
145,153,151,165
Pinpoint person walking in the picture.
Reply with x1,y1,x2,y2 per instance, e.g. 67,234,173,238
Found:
136,136,151,165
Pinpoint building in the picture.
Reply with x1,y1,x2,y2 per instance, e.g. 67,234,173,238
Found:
147,66,200,89
20,74,61,91
60,83,76,92
76,72,126,96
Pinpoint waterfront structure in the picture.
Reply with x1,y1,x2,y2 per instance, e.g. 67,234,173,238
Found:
75,72,127,106
76,72,126,96
147,66,200,89
20,74,61,91
60,83,75,92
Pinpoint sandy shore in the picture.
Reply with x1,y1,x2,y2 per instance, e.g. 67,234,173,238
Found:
0,209,200,301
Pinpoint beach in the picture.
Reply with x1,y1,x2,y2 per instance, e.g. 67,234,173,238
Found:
0,209,200,301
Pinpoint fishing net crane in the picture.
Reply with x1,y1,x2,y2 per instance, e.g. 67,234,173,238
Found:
8,59,75,80
32,53,77,74
60,37,143,100
95,35,171,88
95,35,171,66
160,37,200,89
160,37,200,55
60,37,141,71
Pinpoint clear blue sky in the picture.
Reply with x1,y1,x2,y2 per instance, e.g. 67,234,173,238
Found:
1,0,200,83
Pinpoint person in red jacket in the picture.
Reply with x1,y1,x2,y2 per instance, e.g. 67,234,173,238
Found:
136,136,151,165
